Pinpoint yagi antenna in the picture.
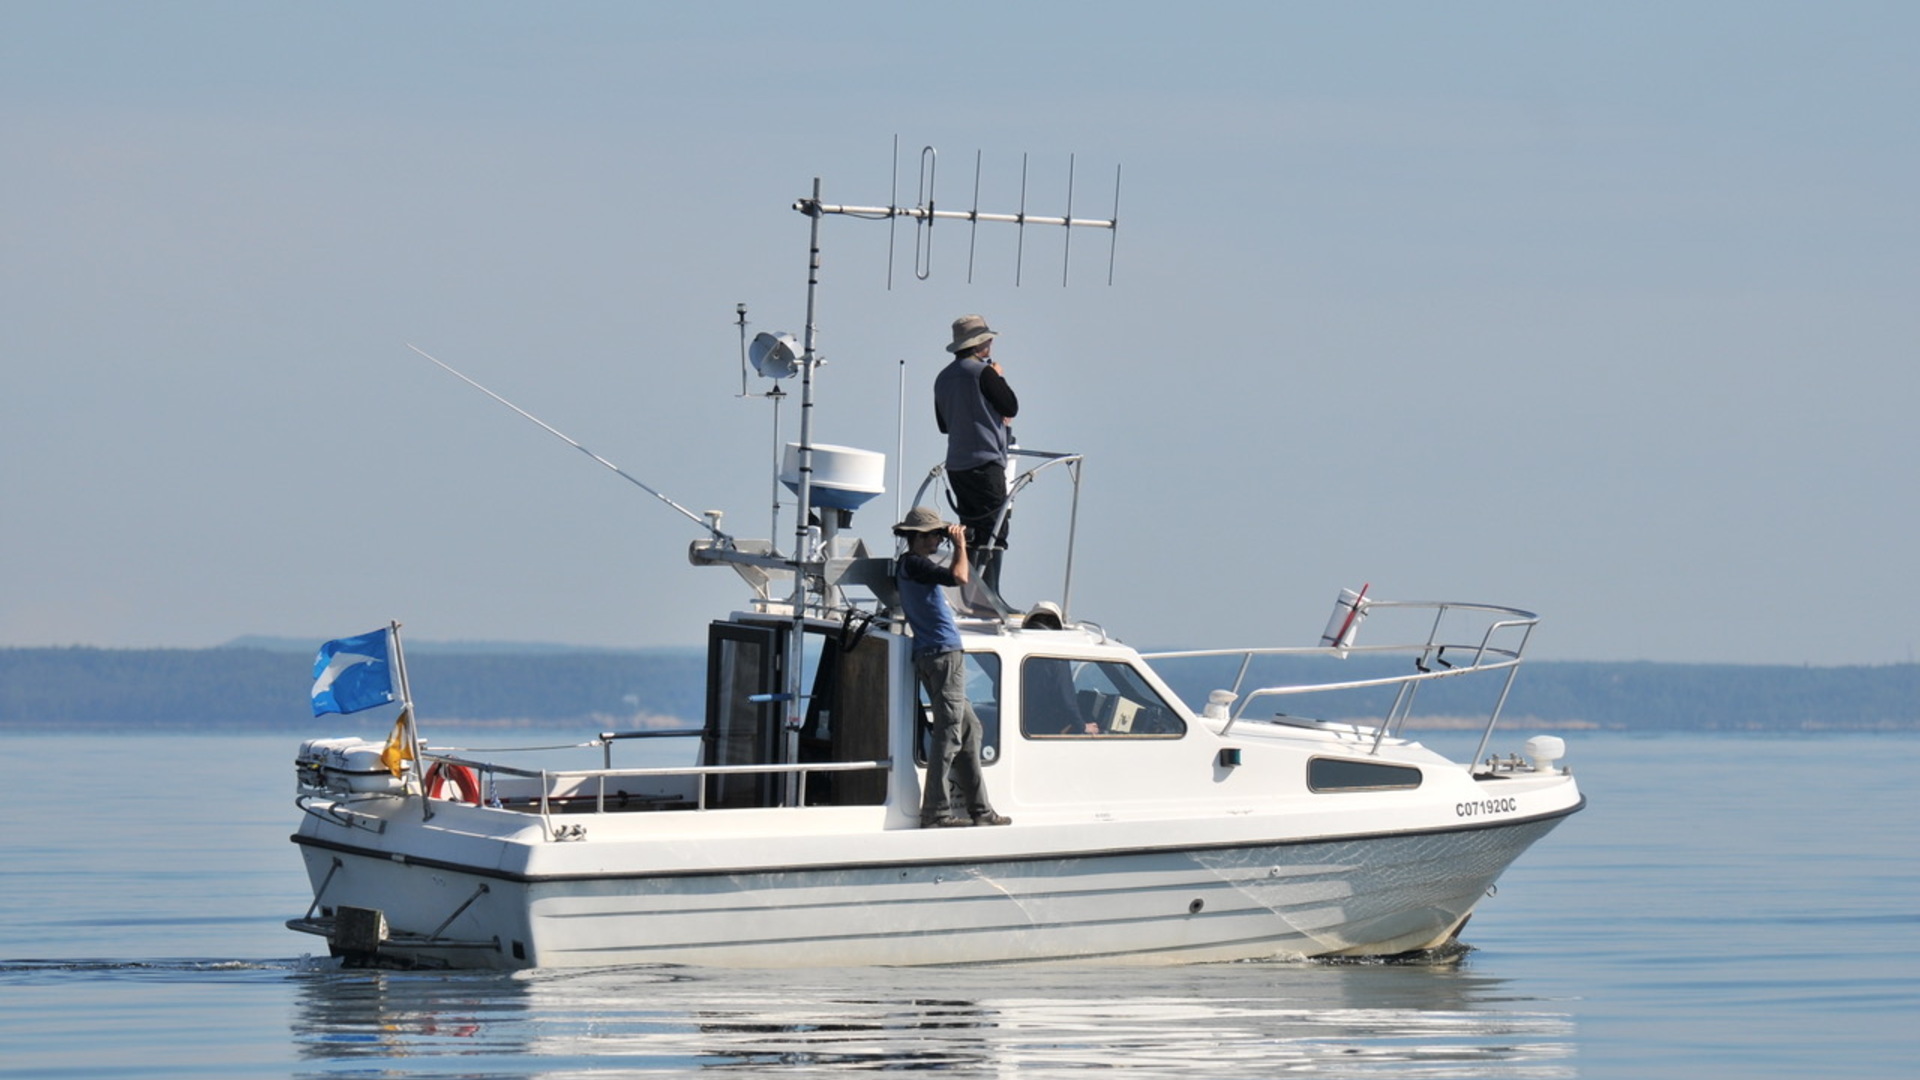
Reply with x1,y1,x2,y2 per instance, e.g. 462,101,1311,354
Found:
814,141,1121,289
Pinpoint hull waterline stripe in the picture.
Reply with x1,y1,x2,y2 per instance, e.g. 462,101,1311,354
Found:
290,796,1584,886
537,874,1501,960
549,907,1357,963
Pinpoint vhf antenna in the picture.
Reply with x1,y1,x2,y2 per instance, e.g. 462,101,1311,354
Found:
823,138,1122,289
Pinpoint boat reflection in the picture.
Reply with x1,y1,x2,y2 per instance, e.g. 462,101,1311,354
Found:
290,959,1575,1076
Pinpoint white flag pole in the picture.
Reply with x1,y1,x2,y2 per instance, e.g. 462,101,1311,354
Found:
388,620,431,813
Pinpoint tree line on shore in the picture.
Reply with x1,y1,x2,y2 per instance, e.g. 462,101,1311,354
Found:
1,645,1913,732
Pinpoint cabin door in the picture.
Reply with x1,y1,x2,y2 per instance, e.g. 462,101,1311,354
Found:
703,621,782,808
799,629,890,806
704,619,895,809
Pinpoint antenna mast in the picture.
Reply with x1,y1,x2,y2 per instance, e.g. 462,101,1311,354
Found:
769,147,1119,806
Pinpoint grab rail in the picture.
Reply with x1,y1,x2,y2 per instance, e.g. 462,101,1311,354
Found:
418,752,893,836
910,449,1085,619
1143,600,1538,764
596,727,705,771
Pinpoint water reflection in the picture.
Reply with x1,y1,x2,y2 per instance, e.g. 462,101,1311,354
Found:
290,959,1575,1077
290,962,537,1065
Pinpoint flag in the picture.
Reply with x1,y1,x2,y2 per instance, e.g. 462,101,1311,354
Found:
311,628,396,716
380,708,415,777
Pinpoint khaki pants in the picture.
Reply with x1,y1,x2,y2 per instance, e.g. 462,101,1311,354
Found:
913,649,996,824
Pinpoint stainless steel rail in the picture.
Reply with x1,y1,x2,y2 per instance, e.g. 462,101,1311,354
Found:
1143,600,1539,764
418,752,894,839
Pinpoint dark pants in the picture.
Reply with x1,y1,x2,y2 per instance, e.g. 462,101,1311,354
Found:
913,649,997,824
948,461,1008,591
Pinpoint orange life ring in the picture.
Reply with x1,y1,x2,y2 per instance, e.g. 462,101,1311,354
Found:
423,761,482,804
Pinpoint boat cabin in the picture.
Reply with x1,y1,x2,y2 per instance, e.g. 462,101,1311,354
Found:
694,608,1202,823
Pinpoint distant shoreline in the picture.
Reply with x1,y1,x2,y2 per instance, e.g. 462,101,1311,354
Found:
2,646,1914,733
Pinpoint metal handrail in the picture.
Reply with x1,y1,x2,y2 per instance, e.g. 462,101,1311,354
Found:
1231,654,1522,712
419,752,893,826
597,728,705,771
909,449,1086,618
1142,599,1539,756
427,756,892,784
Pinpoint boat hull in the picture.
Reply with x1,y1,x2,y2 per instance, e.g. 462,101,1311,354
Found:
292,808,1575,969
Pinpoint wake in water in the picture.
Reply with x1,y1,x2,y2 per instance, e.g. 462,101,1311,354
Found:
0,956,329,977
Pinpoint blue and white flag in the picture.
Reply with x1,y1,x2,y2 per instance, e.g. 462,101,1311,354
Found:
311,628,397,716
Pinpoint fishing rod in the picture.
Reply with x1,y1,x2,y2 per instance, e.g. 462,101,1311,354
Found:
404,343,728,541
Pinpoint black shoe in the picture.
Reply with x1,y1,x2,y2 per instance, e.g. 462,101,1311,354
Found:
931,816,972,828
973,812,1012,826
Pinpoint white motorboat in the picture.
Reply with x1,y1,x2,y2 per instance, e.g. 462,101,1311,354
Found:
287,166,1584,969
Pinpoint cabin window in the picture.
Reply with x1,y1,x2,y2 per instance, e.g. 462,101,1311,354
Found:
1308,757,1423,792
1020,657,1186,738
914,652,1003,766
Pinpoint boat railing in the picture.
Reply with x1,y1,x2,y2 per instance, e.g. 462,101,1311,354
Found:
910,448,1085,616
1143,599,1538,766
418,738,893,839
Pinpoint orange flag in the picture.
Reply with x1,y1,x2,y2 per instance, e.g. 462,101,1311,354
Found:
380,708,415,777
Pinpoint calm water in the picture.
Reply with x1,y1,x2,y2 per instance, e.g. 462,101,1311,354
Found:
1,730,1914,1078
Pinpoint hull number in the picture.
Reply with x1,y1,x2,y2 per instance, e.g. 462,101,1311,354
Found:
1456,797,1518,818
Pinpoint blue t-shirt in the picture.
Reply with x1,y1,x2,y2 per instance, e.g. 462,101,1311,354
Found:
897,552,963,656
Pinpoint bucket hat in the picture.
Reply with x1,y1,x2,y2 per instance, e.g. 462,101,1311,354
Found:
945,314,999,354
892,506,950,535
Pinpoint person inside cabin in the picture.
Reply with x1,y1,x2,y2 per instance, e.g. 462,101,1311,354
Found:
893,506,1013,828
1022,656,1097,735
1019,606,1098,735
934,314,1019,596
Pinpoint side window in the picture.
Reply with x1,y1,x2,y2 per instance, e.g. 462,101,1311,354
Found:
1021,657,1186,738
914,652,1003,766
1308,757,1423,792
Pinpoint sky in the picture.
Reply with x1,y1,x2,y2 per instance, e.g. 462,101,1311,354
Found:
3,2,1916,666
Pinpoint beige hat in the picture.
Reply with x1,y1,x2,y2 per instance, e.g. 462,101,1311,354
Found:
945,314,999,354
892,506,950,535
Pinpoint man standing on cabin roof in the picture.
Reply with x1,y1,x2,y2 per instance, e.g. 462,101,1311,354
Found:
934,314,1018,596
893,505,1012,829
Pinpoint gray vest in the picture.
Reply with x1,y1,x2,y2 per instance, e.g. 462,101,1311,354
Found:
934,355,1010,470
